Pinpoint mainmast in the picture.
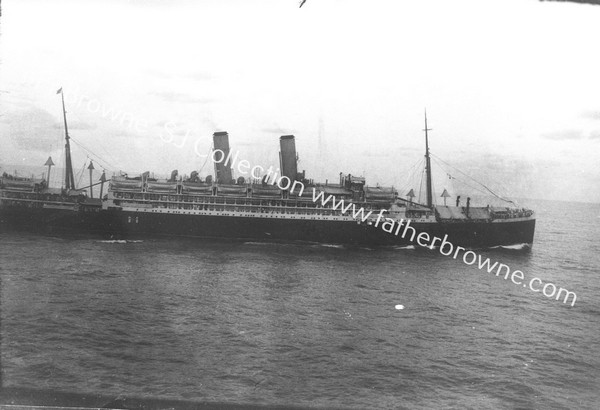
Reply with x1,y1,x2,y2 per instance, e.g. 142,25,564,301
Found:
58,87,76,190
423,110,433,208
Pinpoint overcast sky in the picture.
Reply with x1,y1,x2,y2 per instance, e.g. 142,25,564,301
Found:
1,0,599,204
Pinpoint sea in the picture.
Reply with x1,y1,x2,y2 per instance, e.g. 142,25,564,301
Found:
1,198,599,409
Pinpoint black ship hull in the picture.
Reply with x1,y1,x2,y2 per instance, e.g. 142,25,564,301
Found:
108,211,536,248
0,205,535,248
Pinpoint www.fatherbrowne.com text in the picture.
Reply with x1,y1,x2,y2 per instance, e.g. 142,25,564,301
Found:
309,188,576,307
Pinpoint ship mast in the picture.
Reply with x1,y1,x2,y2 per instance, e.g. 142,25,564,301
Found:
423,110,433,208
58,88,76,190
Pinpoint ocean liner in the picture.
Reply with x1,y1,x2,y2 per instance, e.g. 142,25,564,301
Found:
1,93,535,247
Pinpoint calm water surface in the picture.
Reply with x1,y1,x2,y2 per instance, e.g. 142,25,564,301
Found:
1,199,599,409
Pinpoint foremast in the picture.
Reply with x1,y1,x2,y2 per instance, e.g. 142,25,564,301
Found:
423,110,433,208
58,87,76,190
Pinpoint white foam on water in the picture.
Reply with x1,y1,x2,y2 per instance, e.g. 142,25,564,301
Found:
490,243,531,251
98,240,143,244
319,243,344,249
393,245,416,250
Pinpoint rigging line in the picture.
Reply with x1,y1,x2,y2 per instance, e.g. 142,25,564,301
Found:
430,154,514,204
431,158,493,197
56,152,65,189
69,136,109,165
68,138,106,169
431,157,514,205
70,138,116,171
69,137,119,171
418,167,425,204
53,142,66,188
437,153,514,196
75,160,87,188
95,139,120,170
404,158,424,184
399,157,424,194
404,157,423,176
198,143,213,175
431,153,512,203
412,158,425,190
399,179,418,198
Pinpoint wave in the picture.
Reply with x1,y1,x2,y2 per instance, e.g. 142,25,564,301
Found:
242,241,273,246
242,240,346,249
392,245,416,250
318,243,345,249
489,243,531,251
97,240,143,244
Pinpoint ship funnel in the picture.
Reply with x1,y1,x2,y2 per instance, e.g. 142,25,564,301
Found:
279,135,298,181
213,131,233,184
